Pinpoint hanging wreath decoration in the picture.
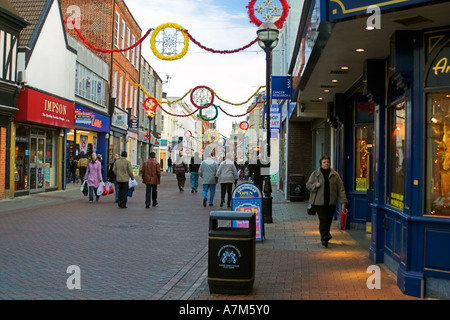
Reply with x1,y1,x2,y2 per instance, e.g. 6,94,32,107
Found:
150,23,189,61
199,104,219,122
246,0,290,29
143,96,158,111
190,85,215,109
239,121,250,131
184,130,193,139
208,130,220,143
218,137,227,147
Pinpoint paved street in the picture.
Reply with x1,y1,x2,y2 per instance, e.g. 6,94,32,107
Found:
0,172,419,301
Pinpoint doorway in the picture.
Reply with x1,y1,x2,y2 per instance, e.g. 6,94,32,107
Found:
29,135,45,192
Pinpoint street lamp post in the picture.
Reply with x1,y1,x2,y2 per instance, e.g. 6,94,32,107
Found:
257,22,279,224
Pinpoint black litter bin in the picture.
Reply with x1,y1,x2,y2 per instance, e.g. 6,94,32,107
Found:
208,211,256,295
289,174,306,201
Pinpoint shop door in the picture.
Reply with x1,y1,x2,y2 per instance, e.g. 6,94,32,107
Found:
29,136,45,192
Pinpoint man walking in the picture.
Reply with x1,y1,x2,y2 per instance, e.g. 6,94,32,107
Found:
189,152,201,193
199,153,219,207
113,151,134,208
142,151,161,208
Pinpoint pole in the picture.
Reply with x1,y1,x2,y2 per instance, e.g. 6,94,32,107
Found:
263,47,273,224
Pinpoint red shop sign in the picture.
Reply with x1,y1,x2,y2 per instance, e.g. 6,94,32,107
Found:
15,88,75,128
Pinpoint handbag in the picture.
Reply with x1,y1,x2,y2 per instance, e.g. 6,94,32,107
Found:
97,182,105,196
81,181,88,196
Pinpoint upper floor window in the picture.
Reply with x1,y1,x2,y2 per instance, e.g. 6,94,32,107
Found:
75,62,106,106
114,12,120,48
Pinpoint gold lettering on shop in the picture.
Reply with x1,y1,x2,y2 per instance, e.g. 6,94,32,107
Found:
44,100,67,115
432,57,450,75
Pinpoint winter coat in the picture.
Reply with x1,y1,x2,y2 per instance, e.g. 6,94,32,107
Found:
198,158,219,184
306,168,348,206
78,156,88,168
142,159,161,185
84,160,103,188
216,159,238,184
113,157,134,183
199,158,219,184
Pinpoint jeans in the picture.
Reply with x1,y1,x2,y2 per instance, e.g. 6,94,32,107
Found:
145,184,158,206
220,183,232,206
190,172,199,191
202,184,216,205
71,172,77,183
88,186,99,202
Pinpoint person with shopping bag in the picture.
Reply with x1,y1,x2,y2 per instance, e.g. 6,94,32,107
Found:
113,151,134,208
84,152,103,203
306,155,348,247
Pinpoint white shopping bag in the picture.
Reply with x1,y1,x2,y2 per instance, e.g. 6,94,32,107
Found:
97,181,105,196
129,178,138,188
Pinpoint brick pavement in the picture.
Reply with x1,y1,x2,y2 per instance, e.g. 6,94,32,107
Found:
0,173,419,300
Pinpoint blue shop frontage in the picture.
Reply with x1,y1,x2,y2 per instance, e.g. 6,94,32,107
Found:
66,104,110,184
290,0,450,298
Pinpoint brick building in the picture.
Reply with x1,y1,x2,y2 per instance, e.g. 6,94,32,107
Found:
59,0,142,166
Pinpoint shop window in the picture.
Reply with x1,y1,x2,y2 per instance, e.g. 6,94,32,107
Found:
426,91,450,217
355,125,374,191
388,100,406,209
14,125,29,191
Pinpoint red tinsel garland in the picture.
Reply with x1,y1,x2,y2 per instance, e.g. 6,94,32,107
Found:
184,30,258,54
65,19,153,54
246,0,290,29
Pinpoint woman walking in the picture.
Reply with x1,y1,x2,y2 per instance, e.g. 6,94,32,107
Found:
84,152,103,203
173,154,188,191
216,154,238,208
306,155,348,247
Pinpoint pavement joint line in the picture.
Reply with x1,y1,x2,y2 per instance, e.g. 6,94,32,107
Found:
148,245,208,300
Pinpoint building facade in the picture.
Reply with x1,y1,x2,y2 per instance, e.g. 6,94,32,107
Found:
0,0,27,200
60,0,141,168
11,0,77,197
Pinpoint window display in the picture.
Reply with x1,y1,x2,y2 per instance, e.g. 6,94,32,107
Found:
355,125,374,191
426,92,450,216
389,100,406,209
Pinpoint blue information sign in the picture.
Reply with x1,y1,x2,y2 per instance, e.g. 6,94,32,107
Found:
231,182,264,242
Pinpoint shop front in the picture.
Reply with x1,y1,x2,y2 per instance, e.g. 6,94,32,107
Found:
14,87,74,196
66,105,110,183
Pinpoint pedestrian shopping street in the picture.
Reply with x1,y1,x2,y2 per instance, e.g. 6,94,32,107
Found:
0,173,418,301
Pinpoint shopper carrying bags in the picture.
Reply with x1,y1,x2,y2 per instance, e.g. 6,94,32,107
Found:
306,155,348,248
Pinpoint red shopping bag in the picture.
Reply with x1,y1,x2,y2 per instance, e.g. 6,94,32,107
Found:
340,207,348,230
106,182,114,194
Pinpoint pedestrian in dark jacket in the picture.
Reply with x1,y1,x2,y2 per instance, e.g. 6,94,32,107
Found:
173,153,187,191
142,151,161,208
108,153,120,203
189,152,201,193
248,152,263,192
306,155,348,247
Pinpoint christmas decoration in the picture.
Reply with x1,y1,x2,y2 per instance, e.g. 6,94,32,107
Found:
150,23,189,61
247,0,290,29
